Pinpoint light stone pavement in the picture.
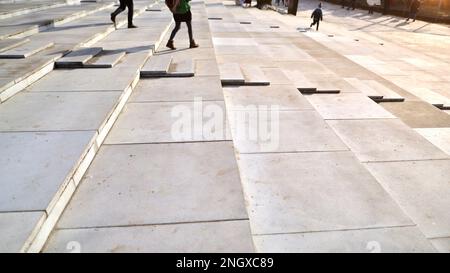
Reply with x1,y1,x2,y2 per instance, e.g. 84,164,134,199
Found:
0,0,449,253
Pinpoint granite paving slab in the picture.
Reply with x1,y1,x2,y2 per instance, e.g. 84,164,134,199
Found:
0,212,45,253
57,142,247,228
327,119,449,162
238,151,412,235
366,159,450,238
414,128,450,155
45,220,254,253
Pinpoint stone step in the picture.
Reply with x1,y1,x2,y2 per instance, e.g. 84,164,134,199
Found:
344,77,383,99
140,54,173,77
0,38,30,53
240,64,270,86
362,80,405,102
219,62,245,86
406,87,450,109
84,50,126,68
0,41,54,58
55,47,103,68
166,59,195,77
0,1,67,20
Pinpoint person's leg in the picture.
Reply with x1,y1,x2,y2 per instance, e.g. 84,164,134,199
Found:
413,11,417,21
169,21,181,41
316,20,319,31
126,0,136,27
111,0,125,23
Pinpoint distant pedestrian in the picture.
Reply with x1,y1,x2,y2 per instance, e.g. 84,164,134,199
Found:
244,0,252,7
347,0,356,10
367,0,380,14
166,0,198,50
110,0,137,29
310,3,323,31
406,0,421,22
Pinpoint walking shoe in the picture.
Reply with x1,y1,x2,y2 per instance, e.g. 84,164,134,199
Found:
111,14,117,29
189,40,199,48
166,40,176,50
128,24,138,28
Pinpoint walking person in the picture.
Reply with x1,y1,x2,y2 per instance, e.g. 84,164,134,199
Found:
310,3,323,31
347,0,356,10
110,0,137,29
406,0,421,22
166,0,198,50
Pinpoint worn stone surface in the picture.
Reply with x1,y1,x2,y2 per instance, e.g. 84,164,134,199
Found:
415,128,450,155
253,226,436,253
366,160,450,238
0,212,45,253
0,131,95,211
57,142,247,228
327,119,449,162
238,151,412,235
45,220,254,253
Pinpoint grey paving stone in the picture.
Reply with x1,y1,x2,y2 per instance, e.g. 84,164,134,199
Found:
380,101,450,128
430,238,450,253
55,47,103,68
228,110,347,153
344,78,383,99
140,54,173,76
253,226,436,253
219,62,245,85
105,101,230,144
240,64,270,86
362,80,404,102
306,93,396,120
0,38,30,53
57,142,247,228
195,59,220,76
223,85,313,111
130,76,224,102
0,131,95,211
167,59,195,77
0,41,54,58
0,92,121,131
366,160,450,238
45,220,254,253
26,68,137,92
328,119,449,162
83,50,126,68
0,212,45,253
415,128,450,155
238,151,412,235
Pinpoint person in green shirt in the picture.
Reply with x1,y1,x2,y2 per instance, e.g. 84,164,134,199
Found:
166,0,199,50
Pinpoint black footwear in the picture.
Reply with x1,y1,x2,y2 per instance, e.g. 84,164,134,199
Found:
189,40,199,48
128,24,138,28
166,40,176,50
111,14,116,29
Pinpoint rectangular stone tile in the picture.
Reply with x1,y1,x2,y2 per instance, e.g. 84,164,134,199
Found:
167,59,195,77
83,50,126,68
240,64,269,86
0,92,121,131
223,85,313,111
0,38,30,53
238,151,412,235
380,101,450,128
219,62,245,85
26,68,137,92
415,128,450,155
344,78,383,99
366,160,450,238
212,37,257,46
260,68,291,85
0,41,54,59
228,110,347,153
195,59,220,76
253,226,435,253
105,101,230,144
0,131,95,211
362,80,404,102
306,93,396,120
430,238,450,253
57,142,247,228
140,54,173,76
328,119,448,162
130,76,224,102
45,220,254,253
0,212,45,253
55,47,103,68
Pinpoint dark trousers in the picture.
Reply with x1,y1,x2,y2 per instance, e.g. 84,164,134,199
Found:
169,21,193,42
406,11,417,21
310,19,320,30
111,0,134,26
